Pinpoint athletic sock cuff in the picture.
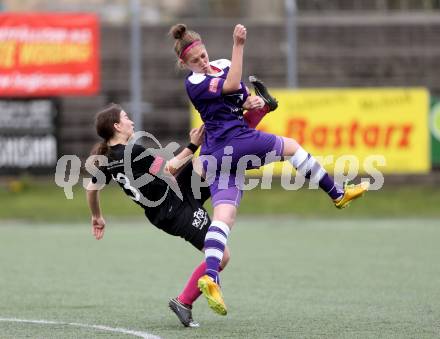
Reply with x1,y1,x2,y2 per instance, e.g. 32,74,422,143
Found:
210,220,230,237
289,146,308,168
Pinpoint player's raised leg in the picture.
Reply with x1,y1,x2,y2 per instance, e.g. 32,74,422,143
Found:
249,75,278,111
282,137,369,208
243,76,278,128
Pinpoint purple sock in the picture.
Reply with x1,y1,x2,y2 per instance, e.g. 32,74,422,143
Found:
204,220,230,283
319,173,343,200
289,146,343,200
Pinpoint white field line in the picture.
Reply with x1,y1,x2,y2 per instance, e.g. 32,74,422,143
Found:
0,317,161,339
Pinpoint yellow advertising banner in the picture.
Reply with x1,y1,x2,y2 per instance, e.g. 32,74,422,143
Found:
191,88,430,174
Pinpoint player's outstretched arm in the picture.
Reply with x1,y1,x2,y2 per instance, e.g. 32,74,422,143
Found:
167,124,204,176
86,181,106,240
223,24,246,94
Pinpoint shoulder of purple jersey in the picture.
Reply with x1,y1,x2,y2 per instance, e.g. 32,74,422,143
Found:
187,72,207,85
210,59,231,70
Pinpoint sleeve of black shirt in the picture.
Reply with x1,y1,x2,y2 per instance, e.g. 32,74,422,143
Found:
91,165,112,186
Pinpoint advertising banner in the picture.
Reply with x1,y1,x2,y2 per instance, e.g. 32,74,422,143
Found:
0,99,58,174
191,88,430,174
0,13,99,96
430,97,440,166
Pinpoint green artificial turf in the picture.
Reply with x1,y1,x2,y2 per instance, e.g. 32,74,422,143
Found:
0,219,439,338
0,179,439,222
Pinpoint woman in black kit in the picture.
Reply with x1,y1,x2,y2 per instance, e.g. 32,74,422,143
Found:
86,103,228,328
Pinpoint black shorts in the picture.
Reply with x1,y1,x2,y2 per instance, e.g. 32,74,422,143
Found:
151,162,211,251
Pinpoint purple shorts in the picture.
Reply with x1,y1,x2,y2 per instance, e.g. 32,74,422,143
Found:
200,129,284,207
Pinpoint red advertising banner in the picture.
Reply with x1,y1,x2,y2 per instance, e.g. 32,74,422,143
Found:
0,13,99,96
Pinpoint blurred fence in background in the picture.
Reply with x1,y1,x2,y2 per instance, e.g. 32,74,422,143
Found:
62,15,440,162
1,0,440,172
4,0,440,19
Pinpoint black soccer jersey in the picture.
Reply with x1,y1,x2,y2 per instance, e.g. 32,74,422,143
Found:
91,143,183,225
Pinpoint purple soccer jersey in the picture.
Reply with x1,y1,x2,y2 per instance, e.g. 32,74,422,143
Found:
185,59,250,155
185,59,285,206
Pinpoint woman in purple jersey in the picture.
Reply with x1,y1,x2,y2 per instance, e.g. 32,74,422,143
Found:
170,23,369,316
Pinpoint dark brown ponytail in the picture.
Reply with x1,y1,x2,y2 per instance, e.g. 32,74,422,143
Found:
90,141,109,156
90,103,122,156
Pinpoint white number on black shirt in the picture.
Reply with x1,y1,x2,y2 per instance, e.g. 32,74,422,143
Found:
113,173,140,201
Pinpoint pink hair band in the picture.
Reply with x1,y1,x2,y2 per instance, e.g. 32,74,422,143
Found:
180,40,202,59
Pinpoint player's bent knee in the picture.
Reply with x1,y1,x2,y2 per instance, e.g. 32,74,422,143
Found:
213,206,236,229
221,215,235,227
282,137,300,156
